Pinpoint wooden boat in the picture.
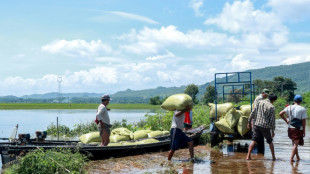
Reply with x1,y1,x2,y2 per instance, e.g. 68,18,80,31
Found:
0,125,205,166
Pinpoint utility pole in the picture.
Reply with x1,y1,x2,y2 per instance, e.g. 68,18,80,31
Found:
57,76,62,103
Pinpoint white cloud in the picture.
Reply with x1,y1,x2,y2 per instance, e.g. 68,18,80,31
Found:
205,0,286,34
189,0,204,17
146,50,175,61
119,25,232,54
267,0,310,21
204,0,288,50
282,56,310,65
42,39,112,57
230,54,252,71
108,11,159,24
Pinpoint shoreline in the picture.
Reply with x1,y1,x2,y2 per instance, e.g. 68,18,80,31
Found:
0,103,161,110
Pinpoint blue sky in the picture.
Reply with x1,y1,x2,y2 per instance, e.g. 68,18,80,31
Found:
1,0,310,96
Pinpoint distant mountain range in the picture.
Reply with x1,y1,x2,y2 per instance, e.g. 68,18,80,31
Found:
1,61,309,103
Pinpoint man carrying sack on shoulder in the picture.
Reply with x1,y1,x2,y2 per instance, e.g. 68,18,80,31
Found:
279,95,308,162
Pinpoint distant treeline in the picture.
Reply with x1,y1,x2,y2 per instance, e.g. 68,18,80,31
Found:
0,96,149,104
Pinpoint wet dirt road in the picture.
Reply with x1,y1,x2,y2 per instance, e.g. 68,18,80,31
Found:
86,120,310,174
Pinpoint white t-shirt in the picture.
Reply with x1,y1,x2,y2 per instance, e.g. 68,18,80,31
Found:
96,104,110,125
171,111,184,130
283,104,308,130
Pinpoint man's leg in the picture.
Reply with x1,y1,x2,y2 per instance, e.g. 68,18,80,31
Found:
291,140,300,162
247,141,256,160
102,130,110,146
168,150,175,160
188,141,194,159
269,143,276,161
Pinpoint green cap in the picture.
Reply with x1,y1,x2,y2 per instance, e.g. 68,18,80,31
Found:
263,89,270,94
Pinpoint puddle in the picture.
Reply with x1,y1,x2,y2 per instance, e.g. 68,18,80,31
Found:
86,120,310,173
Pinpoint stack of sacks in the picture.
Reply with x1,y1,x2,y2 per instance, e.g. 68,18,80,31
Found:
79,128,171,145
209,103,234,118
215,108,241,134
214,106,251,136
161,94,193,111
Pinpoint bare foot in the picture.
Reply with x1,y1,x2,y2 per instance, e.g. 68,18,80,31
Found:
290,159,295,162
297,158,301,161
246,157,251,160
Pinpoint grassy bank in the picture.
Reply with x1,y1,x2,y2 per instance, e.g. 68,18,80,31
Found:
0,103,161,110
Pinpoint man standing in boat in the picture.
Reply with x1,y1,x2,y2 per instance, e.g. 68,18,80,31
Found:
96,94,112,146
168,106,194,161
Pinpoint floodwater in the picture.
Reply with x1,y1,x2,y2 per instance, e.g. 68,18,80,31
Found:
0,109,154,170
0,109,154,139
86,119,310,174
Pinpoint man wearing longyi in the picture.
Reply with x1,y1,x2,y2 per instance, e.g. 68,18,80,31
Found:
96,94,112,146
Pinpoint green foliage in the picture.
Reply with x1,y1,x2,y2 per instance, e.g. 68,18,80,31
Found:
253,76,297,101
273,97,287,119
202,85,215,104
184,84,199,104
4,148,87,174
149,96,166,105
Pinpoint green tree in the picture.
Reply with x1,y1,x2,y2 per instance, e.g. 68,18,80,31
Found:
149,96,162,105
273,76,296,101
184,84,199,104
202,85,216,104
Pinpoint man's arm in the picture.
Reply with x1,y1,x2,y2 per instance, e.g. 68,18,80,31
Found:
279,110,289,124
302,119,306,137
271,108,276,137
175,106,192,117
247,106,257,128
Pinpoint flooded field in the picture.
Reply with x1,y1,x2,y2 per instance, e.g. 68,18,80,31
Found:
86,120,310,174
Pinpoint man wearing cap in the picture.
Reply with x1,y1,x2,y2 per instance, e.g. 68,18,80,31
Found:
96,94,112,146
253,88,270,109
247,93,278,161
251,88,270,154
279,95,307,162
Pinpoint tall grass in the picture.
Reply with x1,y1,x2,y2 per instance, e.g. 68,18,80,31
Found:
4,148,87,174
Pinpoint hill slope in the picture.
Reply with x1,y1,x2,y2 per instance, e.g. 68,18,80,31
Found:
1,61,309,103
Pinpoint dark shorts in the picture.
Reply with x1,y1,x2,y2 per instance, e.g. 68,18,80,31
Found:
170,128,192,150
98,123,111,137
252,126,273,144
183,123,192,129
288,128,304,146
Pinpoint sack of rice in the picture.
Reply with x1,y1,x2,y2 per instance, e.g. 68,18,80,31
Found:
147,131,163,138
133,130,152,140
79,132,101,144
209,103,234,118
111,127,133,139
237,116,250,136
215,118,234,134
240,105,252,117
107,143,123,146
109,135,130,143
121,141,138,146
161,94,193,111
137,138,159,144
225,108,242,128
162,131,170,135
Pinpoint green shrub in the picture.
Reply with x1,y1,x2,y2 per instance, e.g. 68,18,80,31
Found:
4,148,87,174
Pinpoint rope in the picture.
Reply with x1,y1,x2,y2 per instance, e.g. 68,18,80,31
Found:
36,147,72,174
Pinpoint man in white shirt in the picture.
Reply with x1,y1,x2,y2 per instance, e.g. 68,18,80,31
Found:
96,94,112,146
279,94,308,162
168,106,194,161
